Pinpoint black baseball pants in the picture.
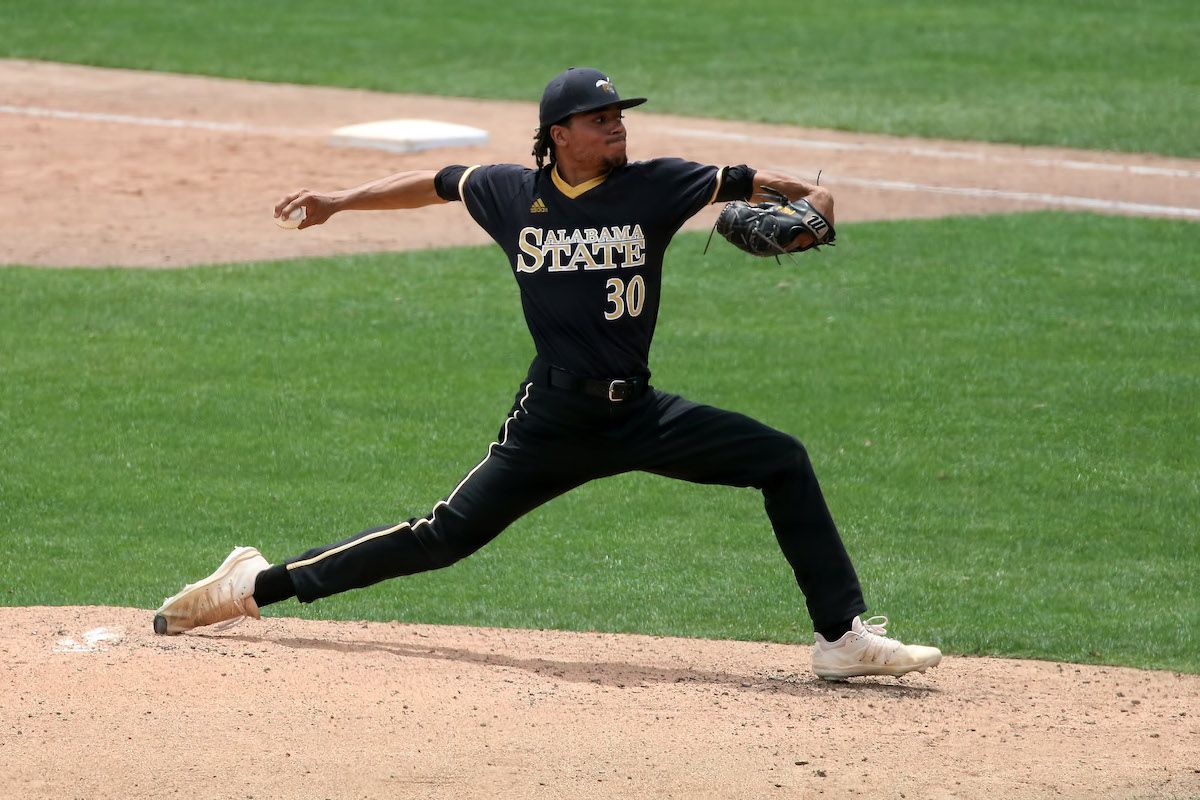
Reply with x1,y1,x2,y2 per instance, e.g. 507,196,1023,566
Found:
284,358,866,630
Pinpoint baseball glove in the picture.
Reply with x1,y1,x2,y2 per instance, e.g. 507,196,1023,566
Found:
709,187,836,257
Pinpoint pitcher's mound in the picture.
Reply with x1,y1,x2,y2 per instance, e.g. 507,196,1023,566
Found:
1,605,1196,799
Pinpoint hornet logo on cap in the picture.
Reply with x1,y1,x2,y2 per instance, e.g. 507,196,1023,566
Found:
595,78,616,94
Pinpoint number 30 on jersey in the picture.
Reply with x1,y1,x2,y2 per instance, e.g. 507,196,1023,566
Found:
604,275,646,321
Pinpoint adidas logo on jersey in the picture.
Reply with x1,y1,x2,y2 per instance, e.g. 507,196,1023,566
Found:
530,198,548,213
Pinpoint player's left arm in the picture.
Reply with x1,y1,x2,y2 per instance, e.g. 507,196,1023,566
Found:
750,168,835,225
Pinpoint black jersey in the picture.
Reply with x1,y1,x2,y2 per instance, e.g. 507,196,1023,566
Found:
435,159,752,380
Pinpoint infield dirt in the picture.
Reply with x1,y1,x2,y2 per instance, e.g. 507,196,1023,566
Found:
2,60,1198,799
1,59,1196,268
3,606,1198,800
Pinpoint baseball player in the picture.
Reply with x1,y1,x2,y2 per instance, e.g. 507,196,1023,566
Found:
154,67,941,680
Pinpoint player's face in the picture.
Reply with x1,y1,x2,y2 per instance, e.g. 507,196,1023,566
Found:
560,105,628,171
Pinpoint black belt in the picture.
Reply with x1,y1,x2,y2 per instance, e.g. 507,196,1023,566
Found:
546,365,648,402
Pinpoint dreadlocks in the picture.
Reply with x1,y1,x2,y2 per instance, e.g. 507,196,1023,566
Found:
532,125,556,170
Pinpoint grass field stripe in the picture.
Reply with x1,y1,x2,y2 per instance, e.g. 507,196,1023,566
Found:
288,384,534,571
441,382,533,509
665,127,1200,180
0,104,314,137
799,173,1200,219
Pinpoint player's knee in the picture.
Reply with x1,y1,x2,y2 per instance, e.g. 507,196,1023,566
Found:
787,434,812,467
766,434,814,484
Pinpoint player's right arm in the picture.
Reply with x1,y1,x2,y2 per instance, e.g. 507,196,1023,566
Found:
274,169,447,229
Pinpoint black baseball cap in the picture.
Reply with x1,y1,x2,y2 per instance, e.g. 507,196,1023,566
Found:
538,67,647,129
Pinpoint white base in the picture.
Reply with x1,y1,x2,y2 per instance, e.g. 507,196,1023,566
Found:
329,119,489,153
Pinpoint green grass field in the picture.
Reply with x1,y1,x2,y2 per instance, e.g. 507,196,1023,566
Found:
1,0,1196,156
2,214,1197,672
2,0,1197,674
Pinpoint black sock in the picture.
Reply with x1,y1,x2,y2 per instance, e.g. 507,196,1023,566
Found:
253,563,297,608
816,616,856,642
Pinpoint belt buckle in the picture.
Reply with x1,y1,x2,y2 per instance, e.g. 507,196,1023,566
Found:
607,380,631,402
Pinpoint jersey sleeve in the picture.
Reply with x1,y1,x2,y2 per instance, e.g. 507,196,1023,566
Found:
433,165,470,201
640,158,753,233
434,163,532,243
713,164,756,202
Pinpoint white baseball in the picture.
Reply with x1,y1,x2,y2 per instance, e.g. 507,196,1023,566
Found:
274,205,306,229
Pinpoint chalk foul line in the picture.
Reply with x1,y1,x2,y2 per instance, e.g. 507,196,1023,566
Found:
794,172,1200,219
663,126,1200,180
0,104,312,137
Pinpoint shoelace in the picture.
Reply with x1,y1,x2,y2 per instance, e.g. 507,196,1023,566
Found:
196,578,252,632
854,615,902,664
210,616,247,633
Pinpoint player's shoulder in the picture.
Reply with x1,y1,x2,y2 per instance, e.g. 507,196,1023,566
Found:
625,157,706,172
453,163,539,205
476,162,537,176
621,157,715,182
470,163,537,187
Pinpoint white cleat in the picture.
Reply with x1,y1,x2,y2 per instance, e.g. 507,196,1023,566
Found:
811,615,942,680
153,546,269,635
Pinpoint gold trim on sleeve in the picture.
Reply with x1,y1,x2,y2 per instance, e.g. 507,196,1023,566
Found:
457,164,482,207
708,166,726,205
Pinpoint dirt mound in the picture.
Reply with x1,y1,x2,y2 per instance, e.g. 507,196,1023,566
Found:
2,606,1196,799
